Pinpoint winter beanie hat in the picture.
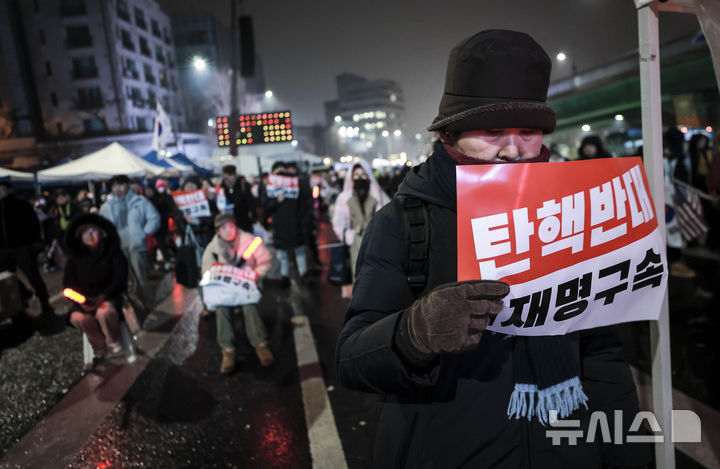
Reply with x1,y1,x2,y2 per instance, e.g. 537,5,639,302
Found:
214,213,236,230
428,30,556,133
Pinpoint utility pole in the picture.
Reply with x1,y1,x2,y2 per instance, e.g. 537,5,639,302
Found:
229,0,239,157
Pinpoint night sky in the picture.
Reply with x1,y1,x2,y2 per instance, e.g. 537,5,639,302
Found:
159,0,700,136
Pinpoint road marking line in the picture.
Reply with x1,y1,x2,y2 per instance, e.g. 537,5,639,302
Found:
291,315,347,469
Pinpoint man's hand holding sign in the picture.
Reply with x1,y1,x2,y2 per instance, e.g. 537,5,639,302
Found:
337,29,652,468
457,157,667,336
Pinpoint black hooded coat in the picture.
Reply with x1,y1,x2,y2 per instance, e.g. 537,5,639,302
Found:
63,213,128,312
336,141,651,468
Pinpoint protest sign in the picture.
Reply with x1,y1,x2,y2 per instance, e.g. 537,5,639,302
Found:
199,263,261,308
457,157,667,336
266,174,299,199
215,184,233,213
172,189,211,218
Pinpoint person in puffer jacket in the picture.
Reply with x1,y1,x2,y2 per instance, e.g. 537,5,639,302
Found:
201,213,274,374
99,174,160,306
64,213,128,363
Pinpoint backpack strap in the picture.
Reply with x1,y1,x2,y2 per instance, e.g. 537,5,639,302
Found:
393,195,430,298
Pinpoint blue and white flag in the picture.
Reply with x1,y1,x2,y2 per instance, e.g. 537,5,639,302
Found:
151,102,172,152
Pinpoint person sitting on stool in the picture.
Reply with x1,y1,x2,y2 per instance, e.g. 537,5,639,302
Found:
64,213,128,363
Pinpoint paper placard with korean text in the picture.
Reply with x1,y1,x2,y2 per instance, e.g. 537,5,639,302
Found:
266,174,299,199
172,189,211,218
199,263,261,308
457,158,667,336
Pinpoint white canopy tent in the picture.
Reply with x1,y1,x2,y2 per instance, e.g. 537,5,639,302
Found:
0,167,35,182
37,142,167,183
636,1,719,467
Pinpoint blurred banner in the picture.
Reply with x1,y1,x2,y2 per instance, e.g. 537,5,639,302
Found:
457,158,667,336
172,189,211,218
200,263,261,309
266,174,299,199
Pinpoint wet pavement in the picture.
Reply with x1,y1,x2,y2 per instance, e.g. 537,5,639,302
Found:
0,221,378,468
1,219,718,468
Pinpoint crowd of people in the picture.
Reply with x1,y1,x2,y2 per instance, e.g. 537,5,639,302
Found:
2,27,720,468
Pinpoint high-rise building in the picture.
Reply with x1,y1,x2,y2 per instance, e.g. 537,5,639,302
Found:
325,73,410,160
173,14,266,133
0,0,185,142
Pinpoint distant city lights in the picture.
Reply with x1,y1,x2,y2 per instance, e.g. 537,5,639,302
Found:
381,130,389,137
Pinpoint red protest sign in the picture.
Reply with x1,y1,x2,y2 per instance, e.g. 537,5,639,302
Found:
457,158,667,335
266,174,300,199
172,189,211,218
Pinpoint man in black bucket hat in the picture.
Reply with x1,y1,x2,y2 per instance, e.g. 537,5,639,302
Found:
337,30,650,468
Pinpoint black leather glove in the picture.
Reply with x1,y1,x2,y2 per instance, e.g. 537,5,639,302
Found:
394,280,510,367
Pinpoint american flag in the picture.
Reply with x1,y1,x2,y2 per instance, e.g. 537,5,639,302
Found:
673,182,709,241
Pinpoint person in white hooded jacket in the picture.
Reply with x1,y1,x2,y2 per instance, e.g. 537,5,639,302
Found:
100,175,160,305
331,159,390,297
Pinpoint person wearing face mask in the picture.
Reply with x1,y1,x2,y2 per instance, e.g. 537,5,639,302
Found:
331,159,390,298
149,178,181,266
336,30,650,468
201,214,274,373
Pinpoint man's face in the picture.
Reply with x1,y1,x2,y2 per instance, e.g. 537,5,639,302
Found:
56,194,68,205
223,172,237,186
455,128,543,162
217,221,237,242
112,182,129,198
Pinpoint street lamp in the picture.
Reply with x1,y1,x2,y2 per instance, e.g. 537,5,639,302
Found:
556,52,567,62
265,90,274,98
192,56,207,71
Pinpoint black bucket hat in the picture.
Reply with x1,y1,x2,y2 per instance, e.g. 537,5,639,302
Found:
428,29,556,133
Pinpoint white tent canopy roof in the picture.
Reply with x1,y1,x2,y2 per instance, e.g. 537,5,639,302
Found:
37,142,166,182
0,167,35,182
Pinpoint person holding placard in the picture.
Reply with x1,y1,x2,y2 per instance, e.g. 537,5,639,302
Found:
337,30,650,468
201,213,274,374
